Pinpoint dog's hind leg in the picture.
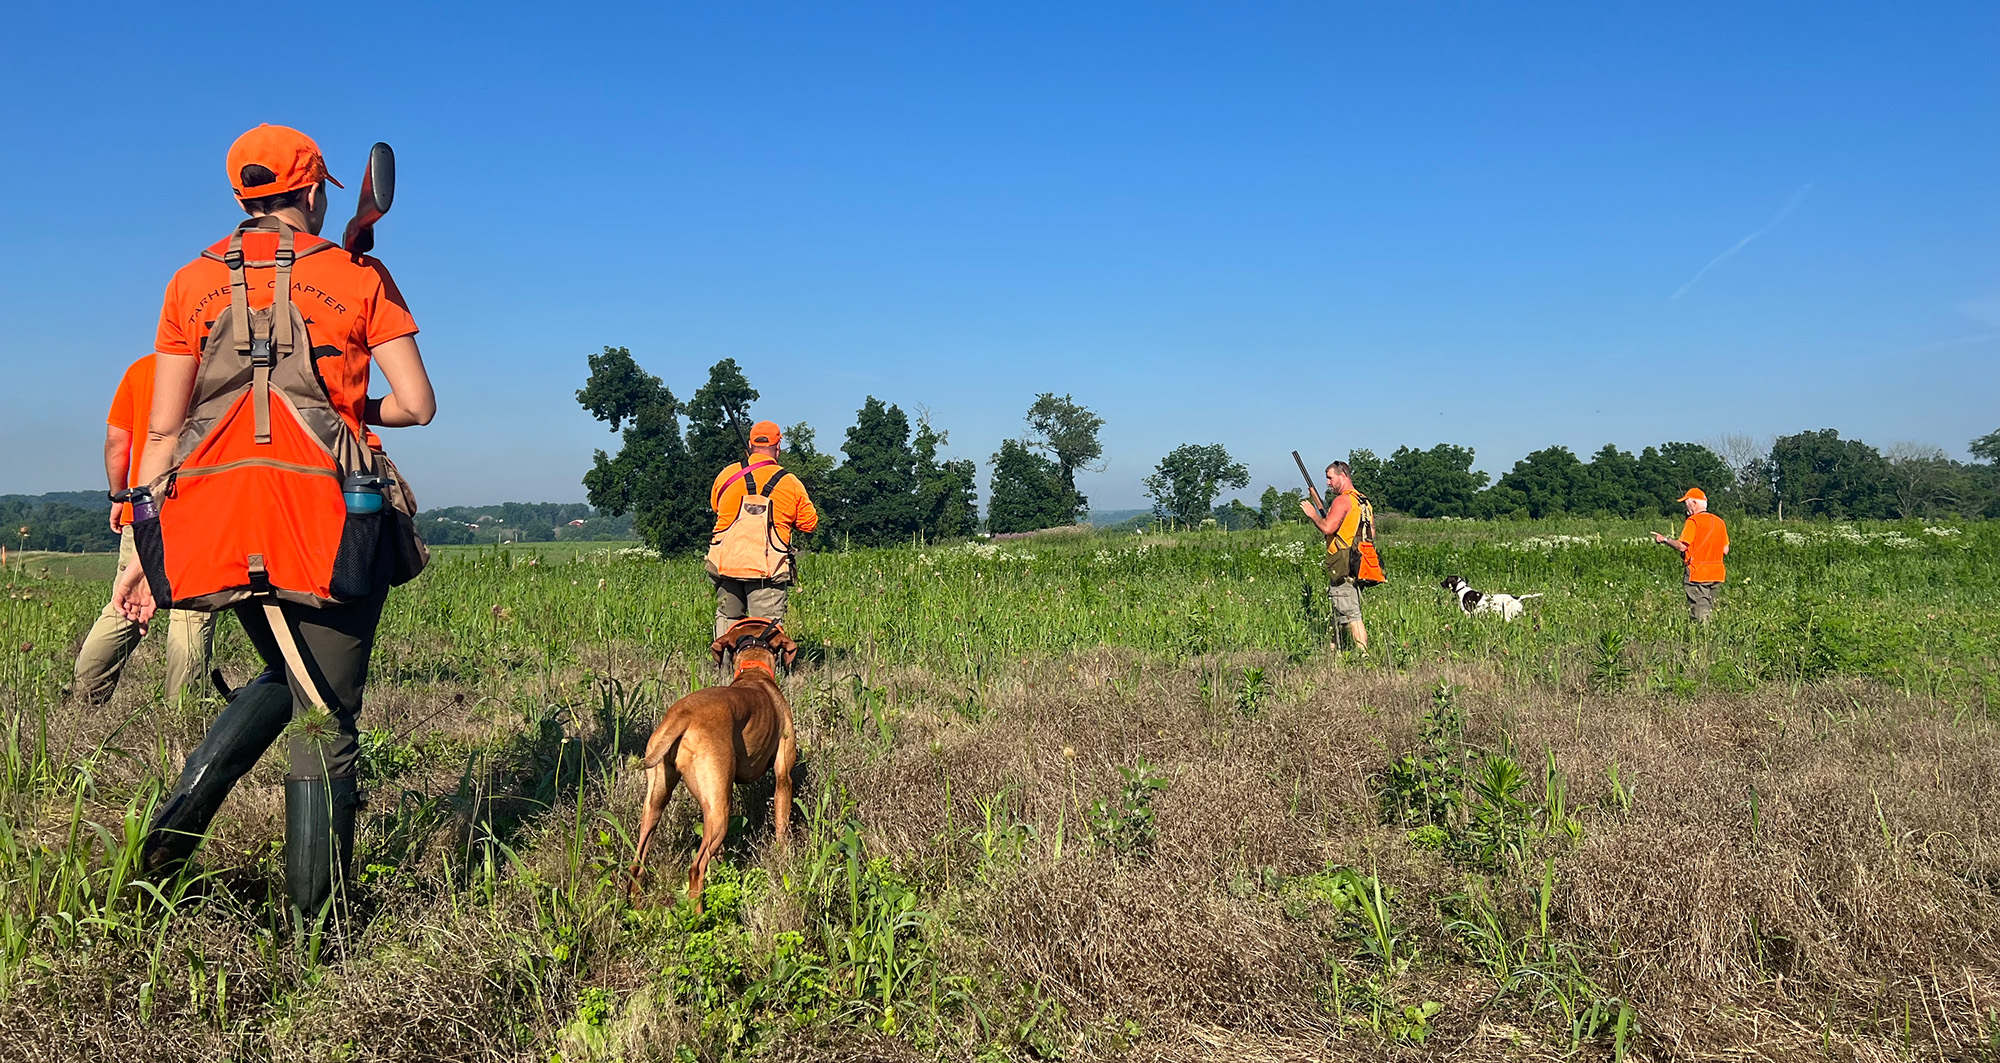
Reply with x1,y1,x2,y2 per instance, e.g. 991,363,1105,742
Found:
771,723,797,844
683,753,733,913
627,755,681,901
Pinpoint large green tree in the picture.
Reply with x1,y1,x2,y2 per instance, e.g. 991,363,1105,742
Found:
1768,429,1890,519
914,415,980,541
987,440,1070,534
684,358,760,476
1489,447,1582,518
780,421,837,525
576,346,706,554
1023,393,1105,523
827,397,921,547
1379,443,1487,517
1636,442,1735,514
1143,443,1248,526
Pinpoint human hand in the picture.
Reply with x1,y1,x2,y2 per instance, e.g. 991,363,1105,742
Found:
110,560,156,630
1298,499,1318,518
108,503,126,534
1651,532,1667,543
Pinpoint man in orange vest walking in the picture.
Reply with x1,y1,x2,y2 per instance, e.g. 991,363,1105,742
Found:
72,355,216,704
707,421,818,639
1654,487,1729,622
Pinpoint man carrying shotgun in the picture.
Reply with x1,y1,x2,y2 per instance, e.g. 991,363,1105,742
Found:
1297,459,1371,652
706,420,818,640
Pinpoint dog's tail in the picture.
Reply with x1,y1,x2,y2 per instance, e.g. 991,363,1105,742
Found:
640,718,690,770
1517,593,1544,600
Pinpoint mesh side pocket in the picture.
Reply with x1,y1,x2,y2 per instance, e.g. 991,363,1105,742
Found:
387,506,429,586
130,515,174,609
329,510,384,601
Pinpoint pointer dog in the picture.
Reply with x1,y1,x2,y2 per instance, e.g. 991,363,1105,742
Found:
1440,576,1543,622
629,619,798,910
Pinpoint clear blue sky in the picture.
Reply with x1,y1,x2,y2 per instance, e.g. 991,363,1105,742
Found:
3,3,1995,509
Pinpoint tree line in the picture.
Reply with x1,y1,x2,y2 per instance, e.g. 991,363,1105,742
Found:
1201,429,2000,529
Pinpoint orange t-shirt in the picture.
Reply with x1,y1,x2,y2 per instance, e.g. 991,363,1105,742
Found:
710,461,818,544
106,356,155,525
153,228,419,440
1681,511,1728,583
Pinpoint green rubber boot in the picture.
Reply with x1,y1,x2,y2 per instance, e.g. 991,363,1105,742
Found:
284,774,358,919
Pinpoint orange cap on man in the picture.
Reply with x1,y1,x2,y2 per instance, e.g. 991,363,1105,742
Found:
749,421,782,447
1677,488,1706,502
225,124,342,200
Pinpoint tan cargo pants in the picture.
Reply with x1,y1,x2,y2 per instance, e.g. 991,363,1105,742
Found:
712,574,790,639
72,528,216,704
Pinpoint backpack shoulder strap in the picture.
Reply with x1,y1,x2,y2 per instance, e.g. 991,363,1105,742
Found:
757,469,791,497
712,460,779,509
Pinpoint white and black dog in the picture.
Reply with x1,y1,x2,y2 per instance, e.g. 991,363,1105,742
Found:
1439,576,1543,622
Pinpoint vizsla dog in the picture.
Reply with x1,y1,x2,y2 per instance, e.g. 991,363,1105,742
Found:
628,619,799,910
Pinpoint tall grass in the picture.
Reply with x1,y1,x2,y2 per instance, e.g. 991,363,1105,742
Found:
0,516,1996,1059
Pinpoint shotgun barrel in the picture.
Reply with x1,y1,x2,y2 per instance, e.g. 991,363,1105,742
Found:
1292,451,1327,518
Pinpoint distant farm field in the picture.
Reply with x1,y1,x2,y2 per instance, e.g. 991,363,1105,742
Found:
2,517,1996,1061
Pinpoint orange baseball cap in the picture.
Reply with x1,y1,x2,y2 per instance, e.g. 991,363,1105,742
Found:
226,124,342,199
749,420,782,446
1677,487,1707,501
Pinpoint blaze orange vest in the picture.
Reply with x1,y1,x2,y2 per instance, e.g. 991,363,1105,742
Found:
133,218,397,611
706,464,797,582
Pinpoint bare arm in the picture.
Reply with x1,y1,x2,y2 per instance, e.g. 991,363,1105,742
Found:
104,425,132,532
1301,493,1352,537
134,354,198,488
113,353,198,625
363,335,436,428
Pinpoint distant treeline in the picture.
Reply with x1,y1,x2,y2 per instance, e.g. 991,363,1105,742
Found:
1214,428,2000,528
0,493,120,553
416,502,635,545
1,492,633,553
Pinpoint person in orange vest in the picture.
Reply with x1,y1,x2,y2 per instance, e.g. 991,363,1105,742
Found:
110,124,436,917
1653,487,1729,622
72,355,216,704
1300,460,1370,652
707,421,818,640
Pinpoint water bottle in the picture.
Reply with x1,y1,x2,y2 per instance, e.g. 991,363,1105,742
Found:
343,474,386,515
130,487,158,523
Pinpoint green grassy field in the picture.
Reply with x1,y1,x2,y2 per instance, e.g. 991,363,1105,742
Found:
1,517,1996,1060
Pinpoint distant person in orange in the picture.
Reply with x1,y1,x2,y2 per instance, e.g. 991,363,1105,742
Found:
706,420,817,639
71,356,215,704
1653,487,1728,622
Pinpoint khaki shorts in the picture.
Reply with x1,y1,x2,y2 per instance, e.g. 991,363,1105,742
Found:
713,575,790,639
1685,580,1720,622
1328,580,1363,625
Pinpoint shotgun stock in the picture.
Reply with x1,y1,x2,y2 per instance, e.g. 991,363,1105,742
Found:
341,142,395,261
1292,451,1326,518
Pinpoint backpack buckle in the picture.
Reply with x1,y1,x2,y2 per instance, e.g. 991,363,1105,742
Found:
250,338,274,368
223,249,244,270
274,247,295,267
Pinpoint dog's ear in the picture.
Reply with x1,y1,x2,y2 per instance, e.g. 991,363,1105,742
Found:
710,633,732,664
773,632,799,667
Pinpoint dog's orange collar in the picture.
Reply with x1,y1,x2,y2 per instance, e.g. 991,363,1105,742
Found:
734,658,777,680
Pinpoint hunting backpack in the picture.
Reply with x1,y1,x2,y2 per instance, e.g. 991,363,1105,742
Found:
705,462,798,583
133,217,426,612
1325,491,1387,588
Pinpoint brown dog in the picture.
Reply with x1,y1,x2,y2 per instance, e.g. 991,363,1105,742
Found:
628,619,799,910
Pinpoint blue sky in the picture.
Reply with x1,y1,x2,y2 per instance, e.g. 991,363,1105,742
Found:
2,3,1995,509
